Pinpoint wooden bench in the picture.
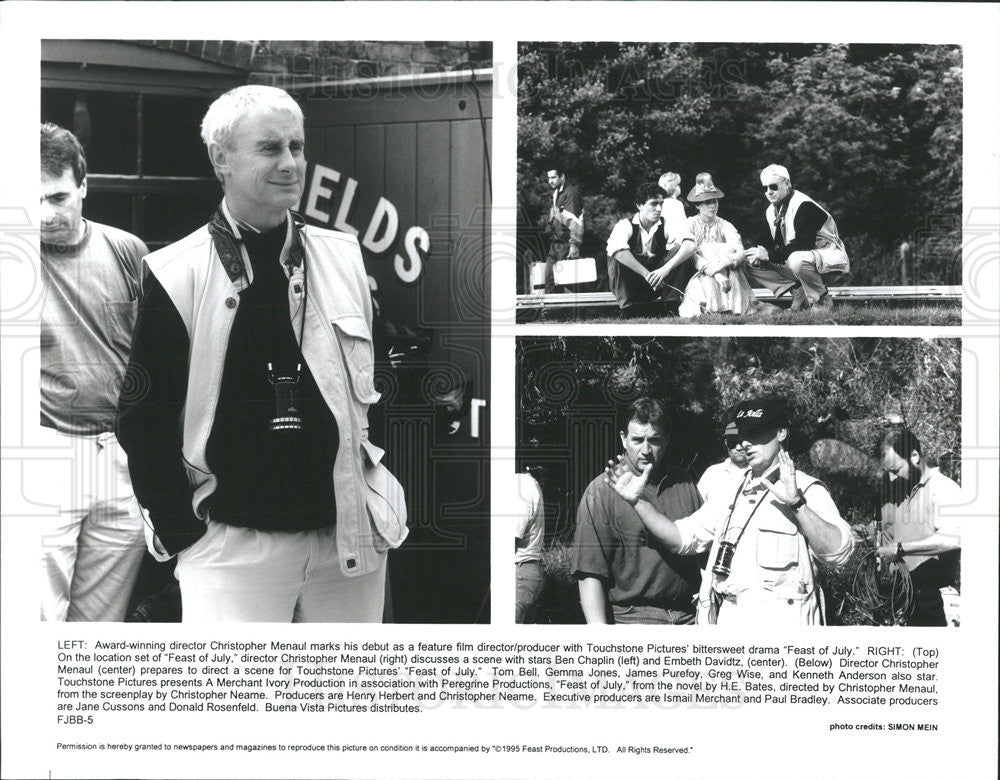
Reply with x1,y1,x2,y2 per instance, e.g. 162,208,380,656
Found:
516,286,962,312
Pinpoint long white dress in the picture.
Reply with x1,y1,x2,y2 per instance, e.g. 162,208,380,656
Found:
678,215,755,316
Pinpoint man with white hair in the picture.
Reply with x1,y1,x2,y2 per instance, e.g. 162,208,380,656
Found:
118,85,407,622
744,164,849,311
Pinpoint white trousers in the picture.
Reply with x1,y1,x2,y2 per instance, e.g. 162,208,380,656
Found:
175,521,386,623
38,429,145,622
787,248,848,302
750,248,848,303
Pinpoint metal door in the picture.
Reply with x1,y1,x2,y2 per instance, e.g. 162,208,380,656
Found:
297,72,492,622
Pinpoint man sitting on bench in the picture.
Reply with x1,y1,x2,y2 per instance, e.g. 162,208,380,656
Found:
606,183,697,316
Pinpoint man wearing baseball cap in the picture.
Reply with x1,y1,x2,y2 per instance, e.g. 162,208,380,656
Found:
604,398,854,625
743,164,849,311
696,421,749,504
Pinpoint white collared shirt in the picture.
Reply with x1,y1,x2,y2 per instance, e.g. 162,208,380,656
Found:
606,212,693,259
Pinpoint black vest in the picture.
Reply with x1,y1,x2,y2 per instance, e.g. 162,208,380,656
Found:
627,219,670,265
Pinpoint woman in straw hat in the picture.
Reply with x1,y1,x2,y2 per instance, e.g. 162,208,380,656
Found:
678,172,756,317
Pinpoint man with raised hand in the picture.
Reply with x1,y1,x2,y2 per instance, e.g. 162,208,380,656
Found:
605,399,854,625
572,397,703,624
118,85,406,623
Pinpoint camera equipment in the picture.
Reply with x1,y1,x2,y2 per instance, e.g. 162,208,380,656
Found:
268,363,303,432
712,541,737,578
710,472,768,581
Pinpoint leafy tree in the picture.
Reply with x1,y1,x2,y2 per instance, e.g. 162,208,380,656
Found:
518,43,962,285
517,336,960,532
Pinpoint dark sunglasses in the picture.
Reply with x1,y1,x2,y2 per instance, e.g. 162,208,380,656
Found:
724,436,743,448
762,183,782,192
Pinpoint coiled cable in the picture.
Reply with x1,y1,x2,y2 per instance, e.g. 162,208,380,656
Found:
840,543,915,626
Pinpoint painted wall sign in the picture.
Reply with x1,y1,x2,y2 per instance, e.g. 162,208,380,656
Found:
297,163,430,285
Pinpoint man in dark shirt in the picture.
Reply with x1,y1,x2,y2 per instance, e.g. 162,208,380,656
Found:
744,164,850,311
543,166,584,293
117,86,405,622
572,397,703,624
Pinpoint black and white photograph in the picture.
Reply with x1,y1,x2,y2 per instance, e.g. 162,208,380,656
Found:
515,336,962,627
33,39,492,624
1,3,998,780
516,42,963,324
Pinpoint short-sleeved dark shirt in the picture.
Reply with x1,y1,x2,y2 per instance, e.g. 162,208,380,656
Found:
572,464,705,609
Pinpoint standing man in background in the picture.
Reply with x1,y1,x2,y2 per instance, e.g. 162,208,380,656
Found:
39,123,149,621
697,420,750,504
543,165,585,293
514,469,546,623
878,427,962,626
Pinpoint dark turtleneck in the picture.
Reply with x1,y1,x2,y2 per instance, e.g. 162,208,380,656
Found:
205,217,339,531
759,190,829,265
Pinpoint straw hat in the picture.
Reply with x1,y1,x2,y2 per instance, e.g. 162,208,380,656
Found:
687,172,724,202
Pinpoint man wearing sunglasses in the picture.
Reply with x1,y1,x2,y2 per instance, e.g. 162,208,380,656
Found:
696,421,749,504
603,399,854,626
743,165,849,311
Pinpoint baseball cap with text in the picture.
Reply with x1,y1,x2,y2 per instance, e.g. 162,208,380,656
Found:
733,399,790,437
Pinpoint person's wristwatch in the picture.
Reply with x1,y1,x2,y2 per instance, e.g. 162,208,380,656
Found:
788,494,807,511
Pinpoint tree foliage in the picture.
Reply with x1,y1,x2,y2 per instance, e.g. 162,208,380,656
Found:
517,336,961,534
518,43,962,285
